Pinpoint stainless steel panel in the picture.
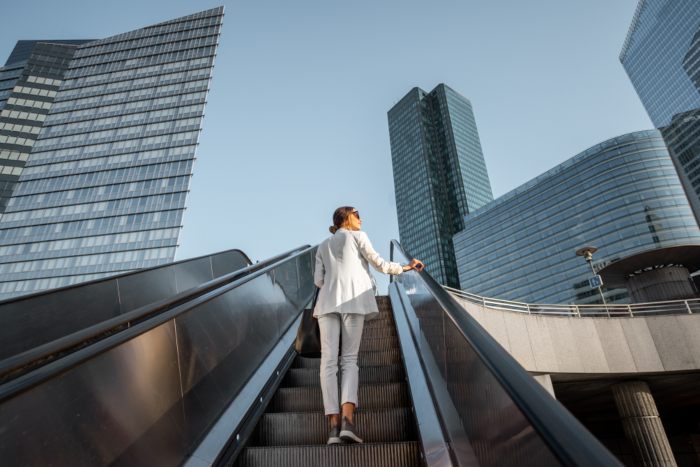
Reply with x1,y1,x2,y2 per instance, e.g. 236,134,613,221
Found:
118,266,179,311
174,256,216,292
211,250,250,279
389,285,456,467
0,279,121,359
185,314,303,466
177,281,278,395
0,321,182,466
0,249,251,363
441,316,555,465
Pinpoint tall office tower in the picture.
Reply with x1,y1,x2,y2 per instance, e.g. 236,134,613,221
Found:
620,0,700,225
388,84,493,287
0,41,92,212
0,7,224,299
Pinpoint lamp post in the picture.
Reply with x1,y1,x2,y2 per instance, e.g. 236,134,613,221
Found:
576,246,609,316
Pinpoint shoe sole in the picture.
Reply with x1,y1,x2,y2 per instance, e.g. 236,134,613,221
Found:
339,430,363,444
327,437,342,445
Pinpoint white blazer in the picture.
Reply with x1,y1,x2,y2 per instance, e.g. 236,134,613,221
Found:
313,228,403,320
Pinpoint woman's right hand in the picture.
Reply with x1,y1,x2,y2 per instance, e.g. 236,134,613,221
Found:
403,259,425,271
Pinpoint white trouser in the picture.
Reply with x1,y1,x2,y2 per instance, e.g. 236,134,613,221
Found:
318,313,365,415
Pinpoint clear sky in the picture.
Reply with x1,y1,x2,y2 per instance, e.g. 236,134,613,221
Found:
1,0,652,291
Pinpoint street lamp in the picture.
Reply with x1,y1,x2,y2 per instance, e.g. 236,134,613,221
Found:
575,246,609,315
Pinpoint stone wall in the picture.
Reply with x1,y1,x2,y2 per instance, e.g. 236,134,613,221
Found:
454,296,700,375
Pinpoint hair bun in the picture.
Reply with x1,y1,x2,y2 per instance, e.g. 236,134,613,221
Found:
329,226,338,234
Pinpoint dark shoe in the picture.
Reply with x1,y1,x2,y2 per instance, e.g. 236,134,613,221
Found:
339,416,363,444
327,425,341,445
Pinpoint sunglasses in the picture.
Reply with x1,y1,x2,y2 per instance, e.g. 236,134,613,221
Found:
351,210,360,219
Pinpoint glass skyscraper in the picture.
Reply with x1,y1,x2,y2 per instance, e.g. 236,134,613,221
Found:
388,84,493,287
0,41,92,213
453,130,700,305
620,0,700,225
0,7,224,299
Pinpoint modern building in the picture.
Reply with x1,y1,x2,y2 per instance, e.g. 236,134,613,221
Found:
387,84,493,288
620,0,700,225
0,7,224,299
453,130,700,305
0,41,92,213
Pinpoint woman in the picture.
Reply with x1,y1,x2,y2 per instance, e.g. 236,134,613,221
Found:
313,206,423,445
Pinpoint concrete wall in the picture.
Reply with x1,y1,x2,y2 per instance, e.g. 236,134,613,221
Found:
454,296,700,375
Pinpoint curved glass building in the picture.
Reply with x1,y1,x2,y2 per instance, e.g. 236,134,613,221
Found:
453,130,700,304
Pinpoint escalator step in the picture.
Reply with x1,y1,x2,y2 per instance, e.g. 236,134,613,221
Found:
251,408,416,446
362,325,396,339
282,364,404,387
376,296,391,306
363,317,395,328
360,335,399,351
269,382,410,412
360,348,401,366
292,348,401,368
235,441,421,467
294,320,395,337
292,357,320,369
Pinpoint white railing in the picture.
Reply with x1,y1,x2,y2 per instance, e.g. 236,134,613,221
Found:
444,286,700,318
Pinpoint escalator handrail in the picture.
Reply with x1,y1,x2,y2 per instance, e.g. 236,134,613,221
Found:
0,248,254,306
0,245,311,386
390,240,621,467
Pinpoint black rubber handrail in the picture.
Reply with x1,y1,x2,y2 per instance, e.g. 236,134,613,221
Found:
0,245,309,385
390,240,621,467
0,247,253,306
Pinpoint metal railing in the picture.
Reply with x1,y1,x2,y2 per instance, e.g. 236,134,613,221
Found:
445,286,700,317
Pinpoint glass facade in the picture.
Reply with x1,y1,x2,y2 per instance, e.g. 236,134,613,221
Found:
454,130,700,305
0,7,224,299
0,61,34,210
0,41,90,213
620,0,700,225
388,84,493,287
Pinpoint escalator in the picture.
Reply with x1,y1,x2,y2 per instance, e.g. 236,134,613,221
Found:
0,242,622,466
0,245,315,466
235,296,421,467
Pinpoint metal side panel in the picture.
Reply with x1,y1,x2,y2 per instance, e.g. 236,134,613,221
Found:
389,283,459,467
184,314,302,467
0,248,253,361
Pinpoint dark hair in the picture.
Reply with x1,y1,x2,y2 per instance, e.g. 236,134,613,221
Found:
329,206,355,234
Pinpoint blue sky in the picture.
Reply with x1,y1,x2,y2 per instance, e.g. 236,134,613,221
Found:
1,0,651,291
